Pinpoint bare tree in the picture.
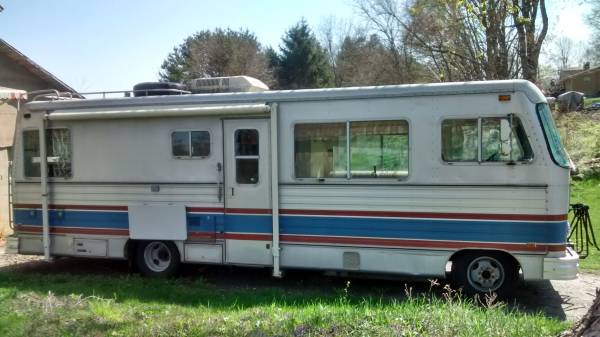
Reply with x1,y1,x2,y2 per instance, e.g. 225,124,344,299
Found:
318,16,357,86
355,0,521,82
354,0,424,83
549,36,580,71
511,0,549,83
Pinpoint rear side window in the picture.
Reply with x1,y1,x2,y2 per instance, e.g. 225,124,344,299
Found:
172,131,210,158
442,116,533,163
23,128,72,178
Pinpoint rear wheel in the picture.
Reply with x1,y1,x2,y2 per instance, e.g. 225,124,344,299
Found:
452,251,518,297
135,241,180,277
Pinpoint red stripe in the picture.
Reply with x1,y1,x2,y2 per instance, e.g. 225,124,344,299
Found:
279,234,564,252
223,233,272,241
13,203,128,211
189,231,216,239
14,225,129,236
225,208,272,215
187,207,225,213
279,209,567,221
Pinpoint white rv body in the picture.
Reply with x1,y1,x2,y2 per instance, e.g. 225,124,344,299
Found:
6,80,578,288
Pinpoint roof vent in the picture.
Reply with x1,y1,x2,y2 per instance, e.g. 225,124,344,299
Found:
188,76,269,94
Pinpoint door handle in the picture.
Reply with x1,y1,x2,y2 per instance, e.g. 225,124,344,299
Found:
231,187,234,196
217,162,223,202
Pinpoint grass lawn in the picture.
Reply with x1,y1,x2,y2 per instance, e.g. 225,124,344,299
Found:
584,97,600,108
0,270,568,337
570,177,600,272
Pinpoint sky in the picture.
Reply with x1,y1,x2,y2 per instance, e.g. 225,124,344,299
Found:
0,0,592,93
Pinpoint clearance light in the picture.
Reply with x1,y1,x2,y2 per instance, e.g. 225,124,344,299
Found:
499,94,511,102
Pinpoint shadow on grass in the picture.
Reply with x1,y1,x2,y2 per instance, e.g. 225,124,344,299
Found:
0,256,568,320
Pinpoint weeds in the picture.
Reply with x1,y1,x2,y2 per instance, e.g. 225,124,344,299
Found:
0,271,570,337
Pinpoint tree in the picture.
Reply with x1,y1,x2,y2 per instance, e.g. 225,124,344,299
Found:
275,20,333,89
548,36,580,71
356,0,549,83
159,28,273,85
335,33,411,86
585,1,600,65
511,0,549,83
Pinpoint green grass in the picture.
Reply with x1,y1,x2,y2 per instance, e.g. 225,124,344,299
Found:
570,176,600,272
0,272,568,337
584,97,600,108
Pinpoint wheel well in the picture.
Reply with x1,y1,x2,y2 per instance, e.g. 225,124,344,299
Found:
448,249,521,270
124,239,137,260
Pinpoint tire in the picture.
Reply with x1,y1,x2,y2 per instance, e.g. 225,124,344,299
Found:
135,241,181,277
452,251,518,298
133,82,188,97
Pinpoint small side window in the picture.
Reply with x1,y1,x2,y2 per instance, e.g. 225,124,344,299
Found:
23,130,41,177
172,131,210,158
23,128,72,178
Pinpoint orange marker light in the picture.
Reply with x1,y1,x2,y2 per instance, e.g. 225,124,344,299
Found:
499,95,511,102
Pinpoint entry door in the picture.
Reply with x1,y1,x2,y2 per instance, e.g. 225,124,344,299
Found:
223,119,271,211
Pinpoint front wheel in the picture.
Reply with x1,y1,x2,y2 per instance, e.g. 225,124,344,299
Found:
135,241,181,277
452,251,518,298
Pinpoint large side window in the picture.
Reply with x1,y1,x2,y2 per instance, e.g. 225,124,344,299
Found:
171,131,210,158
294,123,347,178
23,128,72,178
442,116,533,163
294,120,409,179
350,121,408,178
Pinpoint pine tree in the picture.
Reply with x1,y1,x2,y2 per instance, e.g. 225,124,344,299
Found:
276,20,333,89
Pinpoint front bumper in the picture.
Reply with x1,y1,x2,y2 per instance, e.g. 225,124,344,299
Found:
543,246,579,280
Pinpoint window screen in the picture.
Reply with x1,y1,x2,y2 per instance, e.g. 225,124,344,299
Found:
350,121,408,178
23,129,72,178
294,123,347,178
172,131,210,158
235,129,259,184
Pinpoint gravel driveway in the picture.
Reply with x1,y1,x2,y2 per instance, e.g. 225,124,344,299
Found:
1,246,598,322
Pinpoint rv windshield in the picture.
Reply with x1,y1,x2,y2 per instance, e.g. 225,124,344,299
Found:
536,103,570,168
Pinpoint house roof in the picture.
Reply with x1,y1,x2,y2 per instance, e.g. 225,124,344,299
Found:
560,66,600,83
0,38,83,98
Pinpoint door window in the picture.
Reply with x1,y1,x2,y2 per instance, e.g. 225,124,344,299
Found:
234,129,259,184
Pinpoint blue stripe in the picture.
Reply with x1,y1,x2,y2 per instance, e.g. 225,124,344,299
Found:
13,209,567,244
280,216,567,244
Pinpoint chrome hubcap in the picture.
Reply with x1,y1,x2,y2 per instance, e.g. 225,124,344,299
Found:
143,242,171,272
467,256,505,292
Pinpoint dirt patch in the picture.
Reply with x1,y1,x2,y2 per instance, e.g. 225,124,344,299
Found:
1,248,598,322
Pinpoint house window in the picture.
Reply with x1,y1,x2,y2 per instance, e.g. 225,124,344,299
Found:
171,131,210,158
23,128,72,178
235,129,259,184
442,116,533,163
294,120,409,179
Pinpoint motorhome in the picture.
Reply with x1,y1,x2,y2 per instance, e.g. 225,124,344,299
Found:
5,77,578,296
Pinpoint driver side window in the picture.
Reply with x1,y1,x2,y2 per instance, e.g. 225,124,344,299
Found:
442,116,533,163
